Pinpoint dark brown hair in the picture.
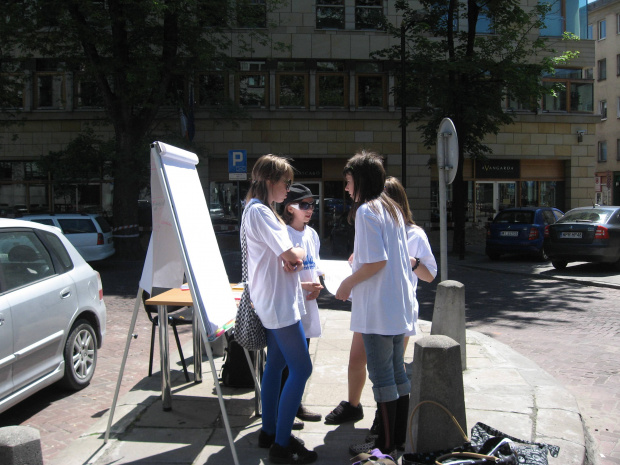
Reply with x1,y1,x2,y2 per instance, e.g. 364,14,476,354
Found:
384,176,415,226
343,150,403,224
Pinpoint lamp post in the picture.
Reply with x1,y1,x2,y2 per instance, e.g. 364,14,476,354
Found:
401,20,407,188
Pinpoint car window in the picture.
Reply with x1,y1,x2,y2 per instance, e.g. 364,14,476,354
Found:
559,209,611,223
57,218,97,234
32,218,55,227
494,211,534,224
0,231,55,292
541,210,556,225
95,216,112,233
553,210,563,221
40,230,74,273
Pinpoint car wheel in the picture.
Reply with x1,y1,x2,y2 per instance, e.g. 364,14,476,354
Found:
538,247,549,261
60,320,98,391
551,260,567,270
487,253,501,261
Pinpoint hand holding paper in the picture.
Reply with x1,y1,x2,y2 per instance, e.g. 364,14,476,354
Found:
320,259,353,301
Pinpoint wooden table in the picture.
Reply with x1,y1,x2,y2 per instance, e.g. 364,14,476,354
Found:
145,288,202,410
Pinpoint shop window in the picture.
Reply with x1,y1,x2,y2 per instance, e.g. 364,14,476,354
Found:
598,19,606,39
238,61,267,108
540,181,563,208
237,0,266,28
520,181,539,206
598,141,607,162
316,62,347,108
600,100,607,119
540,0,588,39
598,59,607,80
198,72,227,107
355,0,384,30
317,0,345,30
276,62,308,109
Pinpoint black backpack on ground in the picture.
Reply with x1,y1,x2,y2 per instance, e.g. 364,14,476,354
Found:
220,330,261,388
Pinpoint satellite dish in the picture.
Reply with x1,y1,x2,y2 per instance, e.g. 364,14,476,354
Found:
437,118,459,185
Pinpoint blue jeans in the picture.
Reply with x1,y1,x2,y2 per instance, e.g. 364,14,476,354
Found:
261,321,312,447
362,333,410,403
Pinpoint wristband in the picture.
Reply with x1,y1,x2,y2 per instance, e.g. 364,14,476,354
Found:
412,257,420,271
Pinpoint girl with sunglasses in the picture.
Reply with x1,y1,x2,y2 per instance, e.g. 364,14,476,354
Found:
243,155,318,464
280,183,325,423
334,151,415,457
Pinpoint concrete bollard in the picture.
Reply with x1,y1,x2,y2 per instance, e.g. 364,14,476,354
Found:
431,280,466,370
406,335,467,455
0,426,43,465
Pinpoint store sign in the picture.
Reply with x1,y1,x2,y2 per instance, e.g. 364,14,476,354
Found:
292,158,322,179
475,159,520,179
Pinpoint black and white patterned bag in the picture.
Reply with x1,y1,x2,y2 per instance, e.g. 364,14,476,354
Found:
234,201,267,351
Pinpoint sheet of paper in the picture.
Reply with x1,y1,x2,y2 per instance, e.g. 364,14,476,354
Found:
320,259,353,300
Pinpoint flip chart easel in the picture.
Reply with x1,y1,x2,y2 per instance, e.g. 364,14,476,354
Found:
104,141,241,465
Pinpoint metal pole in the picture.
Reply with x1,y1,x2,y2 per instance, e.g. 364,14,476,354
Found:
401,21,407,188
438,133,449,282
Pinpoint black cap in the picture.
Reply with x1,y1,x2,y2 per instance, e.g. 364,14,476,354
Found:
282,183,317,206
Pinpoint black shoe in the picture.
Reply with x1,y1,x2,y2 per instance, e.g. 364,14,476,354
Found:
296,405,322,422
324,400,364,425
259,431,305,449
365,409,380,442
269,437,318,464
292,419,304,430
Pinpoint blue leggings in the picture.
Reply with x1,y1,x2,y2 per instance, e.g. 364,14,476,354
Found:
262,321,312,447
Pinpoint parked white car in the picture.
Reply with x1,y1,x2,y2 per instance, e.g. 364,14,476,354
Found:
20,213,115,262
0,218,107,413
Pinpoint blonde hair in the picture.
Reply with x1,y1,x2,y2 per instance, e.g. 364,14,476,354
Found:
384,176,415,226
245,154,294,221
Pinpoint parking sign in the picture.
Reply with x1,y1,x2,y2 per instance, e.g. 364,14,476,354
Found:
228,150,247,180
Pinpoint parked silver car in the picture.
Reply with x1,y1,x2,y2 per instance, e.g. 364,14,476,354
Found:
0,218,107,413
20,213,115,262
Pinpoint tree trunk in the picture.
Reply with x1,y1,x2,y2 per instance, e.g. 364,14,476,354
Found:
111,134,144,260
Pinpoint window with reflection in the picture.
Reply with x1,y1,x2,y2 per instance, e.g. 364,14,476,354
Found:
238,61,267,108
600,100,607,119
598,19,606,39
356,62,385,109
317,0,345,29
198,72,227,107
539,0,588,38
598,59,607,80
475,6,494,34
542,68,593,112
237,0,266,28
598,141,607,162
276,62,308,109
355,0,384,30
316,62,347,108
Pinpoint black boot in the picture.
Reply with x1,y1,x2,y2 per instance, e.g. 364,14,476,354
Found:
394,394,410,450
375,399,398,454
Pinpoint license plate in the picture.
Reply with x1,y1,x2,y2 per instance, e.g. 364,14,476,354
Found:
560,231,582,239
500,231,519,237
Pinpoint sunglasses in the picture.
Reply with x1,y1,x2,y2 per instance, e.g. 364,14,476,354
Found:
291,200,315,211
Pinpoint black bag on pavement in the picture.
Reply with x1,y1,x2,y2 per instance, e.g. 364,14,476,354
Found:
220,331,257,388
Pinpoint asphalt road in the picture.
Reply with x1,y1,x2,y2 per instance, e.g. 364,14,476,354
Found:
1,252,619,464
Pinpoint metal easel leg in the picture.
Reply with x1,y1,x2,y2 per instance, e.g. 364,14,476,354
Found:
104,288,143,443
243,348,262,417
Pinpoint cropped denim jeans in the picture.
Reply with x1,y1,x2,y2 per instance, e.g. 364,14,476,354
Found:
362,333,410,403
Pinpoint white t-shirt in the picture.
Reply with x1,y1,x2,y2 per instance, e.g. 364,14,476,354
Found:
405,224,437,337
287,225,323,338
349,200,415,335
243,200,305,330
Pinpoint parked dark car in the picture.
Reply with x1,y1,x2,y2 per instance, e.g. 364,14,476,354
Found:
486,207,564,261
544,205,620,270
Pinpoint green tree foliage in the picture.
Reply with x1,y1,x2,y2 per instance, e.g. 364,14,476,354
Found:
1,0,284,257
375,0,578,257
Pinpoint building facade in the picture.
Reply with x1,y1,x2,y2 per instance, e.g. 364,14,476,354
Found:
0,0,599,238
588,0,620,205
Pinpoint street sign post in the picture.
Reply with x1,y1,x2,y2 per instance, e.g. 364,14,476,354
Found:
437,118,458,282
228,150,247,181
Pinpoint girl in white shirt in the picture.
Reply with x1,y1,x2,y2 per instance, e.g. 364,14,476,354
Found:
243,155,318,464
335,151,415,456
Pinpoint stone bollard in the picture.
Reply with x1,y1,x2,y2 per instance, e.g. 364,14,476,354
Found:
406,335,467,455
431,280,466,370
0,426,43,465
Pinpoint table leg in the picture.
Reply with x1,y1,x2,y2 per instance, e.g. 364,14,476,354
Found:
192,307,202,383
158,304,172,410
